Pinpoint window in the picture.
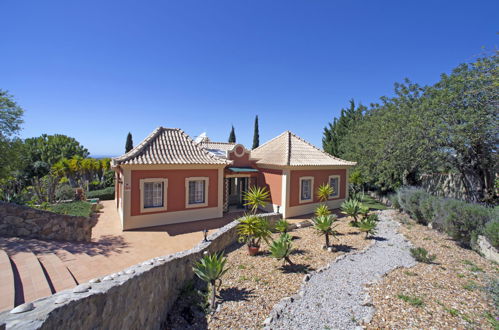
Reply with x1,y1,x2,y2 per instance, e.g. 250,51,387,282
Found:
185,177,209,208
140,178,168,213
299,177,314,203
329,175,340,198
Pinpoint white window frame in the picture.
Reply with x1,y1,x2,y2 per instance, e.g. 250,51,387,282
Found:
299,176,314,204
328,175,341,199
185,177,209,208
140,178,168,213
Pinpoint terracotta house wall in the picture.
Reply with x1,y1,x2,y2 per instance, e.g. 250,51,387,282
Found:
227,147,255,167
257,168,283,205
130,169,219,216
289,169,347,207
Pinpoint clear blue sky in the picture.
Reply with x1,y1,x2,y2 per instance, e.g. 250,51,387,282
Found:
1,0,497,157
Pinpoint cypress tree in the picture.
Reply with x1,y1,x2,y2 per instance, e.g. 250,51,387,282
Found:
252,115,259,149
125,132,133,153
228,125,236,143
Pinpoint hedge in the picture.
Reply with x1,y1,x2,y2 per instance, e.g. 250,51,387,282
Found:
87,187,115,200
394,187,497,249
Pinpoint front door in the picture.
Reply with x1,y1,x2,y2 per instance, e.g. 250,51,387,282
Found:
227,177,249,208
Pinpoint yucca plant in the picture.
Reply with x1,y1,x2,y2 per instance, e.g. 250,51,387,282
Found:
341,199,362,226
192,252,229,310
243,186,270,213
237,215,271,249
274,219,290,233
316,183,334,202
358,215,377,238
313,214,337,248
315,204,331,217
269,234,294,265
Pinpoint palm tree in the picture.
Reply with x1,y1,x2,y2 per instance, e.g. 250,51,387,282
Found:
341,199,362,225
243,186,270,213
192,252,229,310
313,214,337,248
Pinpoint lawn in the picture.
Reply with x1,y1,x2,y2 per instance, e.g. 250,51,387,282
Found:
360,194,387,210
46,201,94,217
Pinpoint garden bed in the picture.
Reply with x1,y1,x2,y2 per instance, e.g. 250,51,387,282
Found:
166,215,372,329
367,209,498,329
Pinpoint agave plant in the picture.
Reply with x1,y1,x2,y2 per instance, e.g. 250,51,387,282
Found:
358,215,377,238
237,215,271,248
316,183,334,202
192,252,229,310
243,186,270,213
313,214,337,248
269,233,294,265
341,199,362,226
274,219,290,233
315,204,331,217
359,204,370,220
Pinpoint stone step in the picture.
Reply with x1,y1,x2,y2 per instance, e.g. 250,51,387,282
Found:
37,253,77,292
9,251,53,305
0,250,15,312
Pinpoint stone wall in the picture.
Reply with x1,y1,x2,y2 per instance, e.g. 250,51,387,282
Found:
419,173,480,202
0,202,97,242
0,213,281,329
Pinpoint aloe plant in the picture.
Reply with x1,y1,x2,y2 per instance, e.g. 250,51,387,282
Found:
192,252,229,310
274,219,290,233
341,199,362,225
315,204,331,217
237,215,271,248
243,186,270,213
313,214,337,248
358,215,377,238
269,234,294,265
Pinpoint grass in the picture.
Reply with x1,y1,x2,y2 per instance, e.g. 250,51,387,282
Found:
397,294,424,307
47,201,93,217
462,280,479,291
463,260,484,272
404,271,418,276
359,195,387,210
237,264,247,270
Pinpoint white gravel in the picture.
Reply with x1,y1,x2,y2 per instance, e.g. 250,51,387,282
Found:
265,211,416,329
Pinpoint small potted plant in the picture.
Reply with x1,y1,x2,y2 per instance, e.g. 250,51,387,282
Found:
237,215,271,255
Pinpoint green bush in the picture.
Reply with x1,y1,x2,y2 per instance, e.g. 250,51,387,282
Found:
483,218,499,249
410,247,436,264
87,187,115,200
47,201,93,217
55,184,74,201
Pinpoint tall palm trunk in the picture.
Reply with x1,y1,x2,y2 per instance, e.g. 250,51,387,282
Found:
325,233,330,247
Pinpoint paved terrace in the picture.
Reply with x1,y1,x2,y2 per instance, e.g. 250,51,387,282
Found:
0,201,244,312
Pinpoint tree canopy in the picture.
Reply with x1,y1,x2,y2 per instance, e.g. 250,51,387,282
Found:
0,90,24,179
228,125,236,143
252,115,259,149
125,132,133,153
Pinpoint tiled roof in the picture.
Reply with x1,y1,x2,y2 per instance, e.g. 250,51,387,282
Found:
251,131,357,167
112,127,229,166
198,141,236,153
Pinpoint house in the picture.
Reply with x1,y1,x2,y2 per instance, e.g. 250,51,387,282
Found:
111,127,356,230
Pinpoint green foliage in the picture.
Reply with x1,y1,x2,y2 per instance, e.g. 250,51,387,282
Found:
485,277,499,311
243,186,269,213
87,187,115,200
252,115,259,149
46,201,93,217
316,183,333,202
0,90,24,180
228,125,236,143
55,184,74,201
358,214,378,238
410,247,436,264
314,204,331,217
125,132,133,153
23,134,89,168
192,252,229,309
313,214,337,247
397,294,424,307
269,233,294,265
341,199,361,223
483,218,499,249
274,219,290,233
237,215,271,248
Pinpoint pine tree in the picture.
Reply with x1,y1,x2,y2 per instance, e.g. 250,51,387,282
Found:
125,132,133,153
252,115,259,149
228,125,236,143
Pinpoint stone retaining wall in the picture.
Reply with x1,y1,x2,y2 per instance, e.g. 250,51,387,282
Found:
0,213,281,329
0,202,96,242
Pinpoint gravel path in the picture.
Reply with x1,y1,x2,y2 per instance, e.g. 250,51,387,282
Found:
266,211,416,330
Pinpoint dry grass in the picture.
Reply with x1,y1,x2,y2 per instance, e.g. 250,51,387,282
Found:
367,209,498,329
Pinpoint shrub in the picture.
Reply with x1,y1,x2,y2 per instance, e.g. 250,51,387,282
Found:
55,184,74,201
87,187,115,200
47,201,93,217
410,247,436,264
388,193,400,209
269,234,294,265
192,252,228,310
341,199,361,224
313,214,337,248
483,218,499,249
314,204,331,217
358,214,378,238
243,186,270,213
274,219,290,233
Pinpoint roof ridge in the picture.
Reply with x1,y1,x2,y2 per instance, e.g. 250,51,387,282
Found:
288,131,356,165
252,131,289,152
177,129,227,162
113,126,165,163
286,131,291,166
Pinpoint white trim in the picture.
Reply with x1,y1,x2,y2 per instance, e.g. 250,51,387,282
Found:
139,178,168,213
286,198,345,218
328,175,341,199
233,144,246,157
185,177,209,208
298,176,314,204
